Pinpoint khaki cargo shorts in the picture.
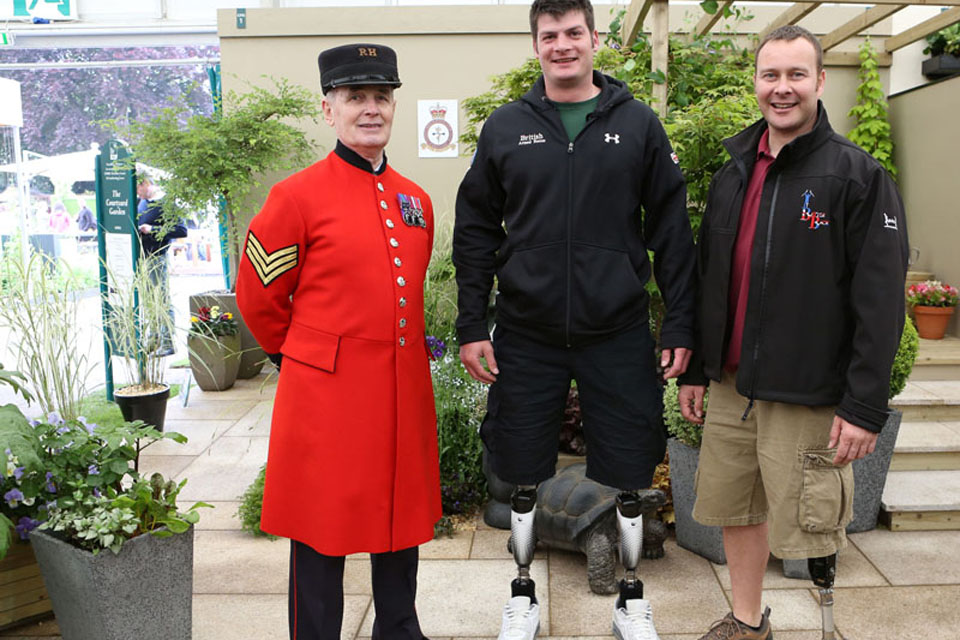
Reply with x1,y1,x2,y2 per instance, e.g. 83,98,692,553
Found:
692,372,853,559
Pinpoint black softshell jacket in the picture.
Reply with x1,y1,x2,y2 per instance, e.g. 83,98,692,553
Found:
454,72,696,349
680,105,908,433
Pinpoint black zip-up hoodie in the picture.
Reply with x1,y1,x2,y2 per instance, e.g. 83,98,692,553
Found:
680,104,908,433
454,72,696,349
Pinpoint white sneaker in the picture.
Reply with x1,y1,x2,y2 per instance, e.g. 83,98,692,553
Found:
498,595,540,640
612,598,660,640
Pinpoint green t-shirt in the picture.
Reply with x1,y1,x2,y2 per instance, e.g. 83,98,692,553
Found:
554,95,601,142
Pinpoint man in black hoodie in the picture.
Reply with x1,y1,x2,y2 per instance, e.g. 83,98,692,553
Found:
678,26,907,640
454,2,696,638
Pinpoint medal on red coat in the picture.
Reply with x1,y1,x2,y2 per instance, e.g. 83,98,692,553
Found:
397,193,426,228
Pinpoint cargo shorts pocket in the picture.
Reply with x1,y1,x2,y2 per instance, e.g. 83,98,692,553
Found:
798,448,854,533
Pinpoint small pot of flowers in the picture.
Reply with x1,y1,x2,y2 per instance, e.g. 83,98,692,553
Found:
906,279,959,339
1,407,208,640
188,305,241,391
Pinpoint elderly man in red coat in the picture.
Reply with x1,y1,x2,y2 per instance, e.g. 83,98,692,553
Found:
237,44,441,640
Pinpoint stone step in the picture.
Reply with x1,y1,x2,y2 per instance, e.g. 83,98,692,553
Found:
908,336,960,381
890,380,960,421
891,421,960,471
880,469,960,531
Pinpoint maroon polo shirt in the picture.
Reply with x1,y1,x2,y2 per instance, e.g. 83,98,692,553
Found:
725,129,775,372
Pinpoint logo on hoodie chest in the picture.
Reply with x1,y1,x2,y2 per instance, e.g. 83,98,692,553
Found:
799,190,829,231
518,133,546,146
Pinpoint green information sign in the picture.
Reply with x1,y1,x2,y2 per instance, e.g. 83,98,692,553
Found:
95,139,139,401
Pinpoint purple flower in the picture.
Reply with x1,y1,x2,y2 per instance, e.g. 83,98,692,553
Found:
45,471,56,493
426,335,446,359
13,466,24,481
28,420,39,427
46,411,63,425
15,517,40,540
92,487,102,498
77,416,96,435
4,488,24,507
87,464,99,475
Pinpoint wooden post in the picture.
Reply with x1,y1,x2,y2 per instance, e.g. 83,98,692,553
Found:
651,0,669,117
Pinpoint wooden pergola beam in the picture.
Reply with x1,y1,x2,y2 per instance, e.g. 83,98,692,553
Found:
825,50,893,66
749,0,958,5
759,3,822,41
884,5,960,52
621,0,655,47
820,4,906,51
692,0,734,38
651,0,669,116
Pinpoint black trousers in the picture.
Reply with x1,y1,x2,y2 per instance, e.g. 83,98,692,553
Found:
289,541,424,640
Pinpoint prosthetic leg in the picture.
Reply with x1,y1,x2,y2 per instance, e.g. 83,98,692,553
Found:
499,486,540,640
612,491,659,640
808,554,837,640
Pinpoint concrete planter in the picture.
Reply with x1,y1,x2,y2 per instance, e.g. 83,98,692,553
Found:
667,438,726,564
188,332,241,391
30,527,193,640
189,291,265,379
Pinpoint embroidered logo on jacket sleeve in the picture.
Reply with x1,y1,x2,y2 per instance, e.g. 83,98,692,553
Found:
245,232,299,286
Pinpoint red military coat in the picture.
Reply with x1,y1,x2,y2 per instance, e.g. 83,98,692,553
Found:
236,143,441,555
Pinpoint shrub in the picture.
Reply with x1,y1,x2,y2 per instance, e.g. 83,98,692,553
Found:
890,314,919,399
663,379,707,449
237,464,277,539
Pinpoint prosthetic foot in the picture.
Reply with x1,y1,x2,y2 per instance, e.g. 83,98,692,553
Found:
500,487,540,640
612,491,660,640
809,554,837,640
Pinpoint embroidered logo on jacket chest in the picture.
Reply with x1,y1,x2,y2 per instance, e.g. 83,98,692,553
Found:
518,133,546,146
799,189,829,230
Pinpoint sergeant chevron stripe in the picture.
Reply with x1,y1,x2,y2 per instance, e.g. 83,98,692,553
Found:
245,232,299,286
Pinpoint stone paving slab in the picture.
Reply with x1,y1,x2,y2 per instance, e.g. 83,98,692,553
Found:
137,454,196,480
909,380,960,403
549,540,727,637
176,435,269,502
191,376,277,402
711,544,887,590
422,529,474,559
165,399,259,421
850,529,960,585
193,593,369,640
881,469,960,510
195,501,243,531
193,530,287,594
469,528,546,560
894,421,960,452
358,559,549,638
143,419,236,455
224,400,274,437
831,585,960,639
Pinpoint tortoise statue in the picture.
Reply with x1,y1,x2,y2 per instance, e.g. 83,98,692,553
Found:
485,451,667,595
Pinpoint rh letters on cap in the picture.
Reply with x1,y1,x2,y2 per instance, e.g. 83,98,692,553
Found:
358,47,378,57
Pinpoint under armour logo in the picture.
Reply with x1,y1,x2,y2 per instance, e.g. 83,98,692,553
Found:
883,212,898,231
604,133,620,144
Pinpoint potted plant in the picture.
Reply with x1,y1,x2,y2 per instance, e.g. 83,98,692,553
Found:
102,254,177,431
922,23,960,79
110,78,319,379
0,406,206,640
188,305,241,391
906,279,958,339
667,315,919,565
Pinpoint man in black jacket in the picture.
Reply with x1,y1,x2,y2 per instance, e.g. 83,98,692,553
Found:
678,26,908,640
454,1,695,638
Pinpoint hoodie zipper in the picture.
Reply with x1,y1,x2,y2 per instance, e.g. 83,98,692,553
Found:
565,140,574,347
743,173,781,420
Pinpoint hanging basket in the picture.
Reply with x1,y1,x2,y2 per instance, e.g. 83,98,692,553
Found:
913,305,955,340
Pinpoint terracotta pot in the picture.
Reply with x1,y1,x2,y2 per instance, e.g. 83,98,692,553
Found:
913,305,955,340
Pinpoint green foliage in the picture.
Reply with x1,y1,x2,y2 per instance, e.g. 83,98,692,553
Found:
237,464,278,539
663,379,707,449
0,408,190,557
423,215,459,342
847,39,897,179
923,23,960,57
432,348,488,516
461,58,542,153
890,314,919,400
108,77,320,268
0,251,93,420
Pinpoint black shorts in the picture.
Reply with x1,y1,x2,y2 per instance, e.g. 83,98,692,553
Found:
481,324,666,490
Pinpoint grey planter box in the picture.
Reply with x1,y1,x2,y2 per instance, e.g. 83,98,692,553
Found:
188,332,241,391
668,437,726,564
922,54,960,79
190,291,265,379
30,527,193,640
